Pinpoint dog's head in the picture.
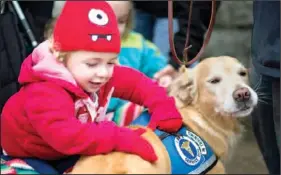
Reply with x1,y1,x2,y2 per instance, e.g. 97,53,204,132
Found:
169,56,258,118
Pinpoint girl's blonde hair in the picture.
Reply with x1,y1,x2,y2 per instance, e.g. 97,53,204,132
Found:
48,41,69,63
44,18,72,63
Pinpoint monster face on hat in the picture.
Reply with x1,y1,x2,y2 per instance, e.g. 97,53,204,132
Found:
53,1,121,53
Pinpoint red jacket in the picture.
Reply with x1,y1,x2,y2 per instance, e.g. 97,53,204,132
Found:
1,41,181,160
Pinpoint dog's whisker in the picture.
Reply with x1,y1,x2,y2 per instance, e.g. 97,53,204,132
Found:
253,79,262,91
258,98,271,103
258,95,271,99
258,98,270,102
257,93,271,96
252,77,261,89
257,93,271,97
257,92,270,96
256,91,271,95
253,78,266,92
256,92,271,98
258,99,269,104
258,99,268,103
253,83,268,92
254,87,268,94
257,94,271,100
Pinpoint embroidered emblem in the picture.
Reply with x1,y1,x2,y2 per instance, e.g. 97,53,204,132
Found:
175,130,207,166
181,141,194,157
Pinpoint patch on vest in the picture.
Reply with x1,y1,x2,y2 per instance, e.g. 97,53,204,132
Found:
175,130,207,166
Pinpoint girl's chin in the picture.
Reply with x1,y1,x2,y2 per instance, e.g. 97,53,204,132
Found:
84,83,103,93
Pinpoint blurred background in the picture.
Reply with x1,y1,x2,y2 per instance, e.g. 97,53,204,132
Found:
202,1,253,68
0,1,269,173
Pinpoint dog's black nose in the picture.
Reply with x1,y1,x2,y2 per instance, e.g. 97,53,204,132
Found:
233,87,251,102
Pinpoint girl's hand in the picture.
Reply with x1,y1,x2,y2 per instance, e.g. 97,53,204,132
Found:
114,127,158,162
147,98,183,133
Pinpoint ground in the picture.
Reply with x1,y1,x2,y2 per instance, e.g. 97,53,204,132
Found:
225,117,268,174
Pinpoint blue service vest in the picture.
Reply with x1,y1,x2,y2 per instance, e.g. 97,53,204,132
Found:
130,112,218,174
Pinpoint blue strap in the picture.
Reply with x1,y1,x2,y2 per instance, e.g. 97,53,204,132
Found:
47,155,80,174
24,158,59,174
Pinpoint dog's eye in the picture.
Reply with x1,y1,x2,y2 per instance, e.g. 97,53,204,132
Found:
208,77,221,84
239,71,247,77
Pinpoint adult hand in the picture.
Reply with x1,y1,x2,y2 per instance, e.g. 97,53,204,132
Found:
153,65,177,81
154,65,178,88
158,75,173,88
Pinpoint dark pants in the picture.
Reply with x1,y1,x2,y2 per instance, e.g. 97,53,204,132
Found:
250,65,280,174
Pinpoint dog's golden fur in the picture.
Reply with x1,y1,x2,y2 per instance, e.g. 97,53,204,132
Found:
68,56,258,174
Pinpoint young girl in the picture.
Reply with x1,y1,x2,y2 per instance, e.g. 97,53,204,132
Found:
106,1,171,126
1,1,182,173
44,2,173,127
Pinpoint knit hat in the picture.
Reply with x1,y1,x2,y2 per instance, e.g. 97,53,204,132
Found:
53,1,120,53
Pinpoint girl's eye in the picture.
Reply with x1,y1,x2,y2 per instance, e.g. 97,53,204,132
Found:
118,20,126,24
108,62,115,65
86,63,98,67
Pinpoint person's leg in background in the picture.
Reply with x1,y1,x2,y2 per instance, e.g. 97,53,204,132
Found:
250,67,280,174
168,1,221,69
133,9,154,41
188,1,221,68
153,17,202,68
250,1,280,174
153,18,179,60
272,79,280,149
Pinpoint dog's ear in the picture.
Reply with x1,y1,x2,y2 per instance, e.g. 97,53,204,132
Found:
168,68,195,107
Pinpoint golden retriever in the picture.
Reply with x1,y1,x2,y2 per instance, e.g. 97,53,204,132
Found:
68,56,258,174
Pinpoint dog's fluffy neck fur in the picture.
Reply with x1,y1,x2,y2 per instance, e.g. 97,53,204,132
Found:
178,103,244,162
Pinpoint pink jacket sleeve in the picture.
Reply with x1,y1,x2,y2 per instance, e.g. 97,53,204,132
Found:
108,66,181,121
25,82,118,156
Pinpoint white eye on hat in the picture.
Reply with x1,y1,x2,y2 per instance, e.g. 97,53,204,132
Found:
88,9,109,26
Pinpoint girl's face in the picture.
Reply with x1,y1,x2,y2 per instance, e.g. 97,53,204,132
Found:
65,51,118,93
107,1,131,38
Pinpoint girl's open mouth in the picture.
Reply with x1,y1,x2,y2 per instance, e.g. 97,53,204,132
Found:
89,82,103,88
